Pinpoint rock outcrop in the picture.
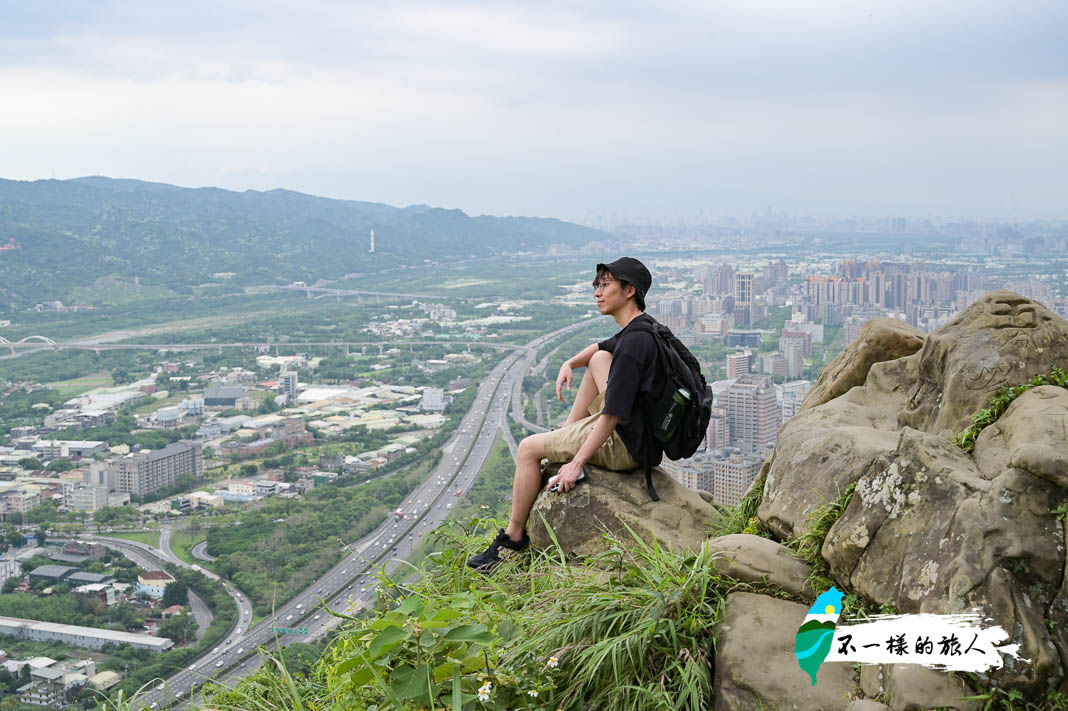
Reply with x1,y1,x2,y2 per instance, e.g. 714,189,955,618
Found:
527,461,717,557
802,317,925,411
758,292,1068,696
713,593,860,710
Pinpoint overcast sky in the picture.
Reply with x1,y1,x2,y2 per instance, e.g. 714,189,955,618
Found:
2,1,1066,222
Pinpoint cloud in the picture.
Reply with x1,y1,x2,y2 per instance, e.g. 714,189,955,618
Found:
0,0,1065,219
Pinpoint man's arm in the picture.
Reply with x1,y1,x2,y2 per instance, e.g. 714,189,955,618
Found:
549,413,620,492
555,342,600,402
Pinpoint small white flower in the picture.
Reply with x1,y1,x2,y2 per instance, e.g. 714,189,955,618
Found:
477,687,490,702
527,689,539,697
547,656,559,668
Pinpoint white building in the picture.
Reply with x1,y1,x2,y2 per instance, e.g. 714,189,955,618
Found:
136,571,175,599
281,371,299,399
778,380,813,424
420,388,446,412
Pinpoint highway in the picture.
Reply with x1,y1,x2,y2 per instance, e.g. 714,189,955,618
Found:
117,320,592,710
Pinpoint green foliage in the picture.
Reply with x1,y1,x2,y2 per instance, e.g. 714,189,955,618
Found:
708,469,766,539
788,482,856,594
0,177,604,306
954,365,1068,452
159,611,197,645
959,681,1068,711
108,565,237,698
313,519,730,711
206,467,428,615
324,588,545,710
162,579,190,606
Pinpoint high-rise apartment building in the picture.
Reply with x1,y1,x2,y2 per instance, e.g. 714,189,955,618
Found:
281,371,299,399
660,450,764,507
706,406,728,450
779,380,812,424
106,441,204,497
725,374,780,454
781,336,806,379
726,351,751,378
734,272,753,327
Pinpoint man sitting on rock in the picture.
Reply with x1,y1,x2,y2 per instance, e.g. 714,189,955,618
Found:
466,257,666,572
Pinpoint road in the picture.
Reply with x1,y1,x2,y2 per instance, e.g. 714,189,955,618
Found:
190,541,215,562
118,320,591,710
90,538,215,643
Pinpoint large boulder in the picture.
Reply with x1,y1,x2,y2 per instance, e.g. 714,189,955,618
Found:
704,533,815,599
756,293,1068,696
897,290,1068,437
527,462,717,557
713,592,860,710
802,318,925,411
883,665,977,711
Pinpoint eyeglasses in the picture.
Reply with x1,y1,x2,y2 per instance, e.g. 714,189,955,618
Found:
593,279,616,293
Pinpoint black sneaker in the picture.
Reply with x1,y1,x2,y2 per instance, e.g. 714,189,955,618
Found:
466,528,529,573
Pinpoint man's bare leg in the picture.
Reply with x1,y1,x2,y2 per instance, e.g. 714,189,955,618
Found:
505,433,545,541
501,351,613,540
563,350,613,424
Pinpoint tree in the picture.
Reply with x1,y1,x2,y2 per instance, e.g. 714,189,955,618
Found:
240,463,258,478
17,457,42,470
33,528,47,544
45,458,76,473
161,580,189,607
159,611,196,645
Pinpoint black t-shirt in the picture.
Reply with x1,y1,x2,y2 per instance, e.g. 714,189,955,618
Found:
597,313,665,467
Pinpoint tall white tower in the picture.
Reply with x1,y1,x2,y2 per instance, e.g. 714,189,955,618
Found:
370,228,375,253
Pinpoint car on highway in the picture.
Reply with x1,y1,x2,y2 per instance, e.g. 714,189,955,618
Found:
215,661,223,668
286,615,293,621
314,613,322,620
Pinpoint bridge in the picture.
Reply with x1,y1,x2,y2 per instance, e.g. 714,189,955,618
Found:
0,335,57,354
0,338,531,358
277,284,445,301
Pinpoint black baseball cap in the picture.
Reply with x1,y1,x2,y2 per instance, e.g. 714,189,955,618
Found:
596,257,652,310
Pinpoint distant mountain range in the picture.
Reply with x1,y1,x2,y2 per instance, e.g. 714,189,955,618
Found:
0,177,609,306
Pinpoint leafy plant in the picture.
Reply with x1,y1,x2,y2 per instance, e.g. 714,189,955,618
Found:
788,482,856,594
959,684,1068,711
954,365,1068,453
708,468,768,538
513,524,725,710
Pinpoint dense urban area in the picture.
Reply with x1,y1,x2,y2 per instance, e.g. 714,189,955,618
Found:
0,212,1065,710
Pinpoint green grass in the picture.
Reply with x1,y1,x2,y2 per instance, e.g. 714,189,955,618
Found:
170,529,208,566
105,530,161,548
954,365,1068,452
157,518,740,711
45,371,113,398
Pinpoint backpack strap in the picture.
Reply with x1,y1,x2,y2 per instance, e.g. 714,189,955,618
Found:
626,318,664,503
644,463,660,502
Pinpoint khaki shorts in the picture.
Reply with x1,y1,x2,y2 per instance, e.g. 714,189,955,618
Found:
542,392,638,471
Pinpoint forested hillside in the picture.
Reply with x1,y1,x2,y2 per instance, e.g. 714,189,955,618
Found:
0,177,608,307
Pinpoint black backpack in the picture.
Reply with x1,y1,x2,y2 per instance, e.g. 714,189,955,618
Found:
626,319,713,501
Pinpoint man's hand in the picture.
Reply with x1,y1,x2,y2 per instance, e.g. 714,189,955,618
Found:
547,459,585,493
555,362,573,402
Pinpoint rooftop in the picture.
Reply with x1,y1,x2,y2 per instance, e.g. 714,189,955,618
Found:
138,570,175,582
